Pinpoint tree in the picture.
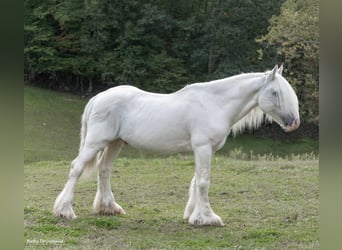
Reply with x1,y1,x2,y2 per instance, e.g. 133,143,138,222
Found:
52,0,112,93
111,2,188,92
257,0,319,124
24,0,58,83
25,0,285,94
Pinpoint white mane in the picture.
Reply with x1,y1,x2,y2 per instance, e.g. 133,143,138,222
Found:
186,72,275,137
230,106,273,137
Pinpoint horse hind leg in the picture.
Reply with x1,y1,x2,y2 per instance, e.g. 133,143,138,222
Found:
93,139,126,215
53,144,104,219
183,175,196,220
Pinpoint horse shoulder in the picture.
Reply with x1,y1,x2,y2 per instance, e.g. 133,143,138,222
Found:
185,97,229,150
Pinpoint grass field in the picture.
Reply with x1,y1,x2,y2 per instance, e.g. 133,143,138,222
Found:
24,86,319,249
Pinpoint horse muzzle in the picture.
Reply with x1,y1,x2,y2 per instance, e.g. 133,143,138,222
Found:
283,117,300,132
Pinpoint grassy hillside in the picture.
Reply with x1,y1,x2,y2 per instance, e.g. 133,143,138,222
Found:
24,86,318,164
25,86,88,163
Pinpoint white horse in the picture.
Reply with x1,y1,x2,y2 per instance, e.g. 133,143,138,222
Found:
53,65,300,226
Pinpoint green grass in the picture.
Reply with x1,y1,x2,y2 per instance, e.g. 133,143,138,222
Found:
24,86,319,249
25,156,318,249
24,86,88,164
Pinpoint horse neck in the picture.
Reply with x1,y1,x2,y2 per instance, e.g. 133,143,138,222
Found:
209,73,266,124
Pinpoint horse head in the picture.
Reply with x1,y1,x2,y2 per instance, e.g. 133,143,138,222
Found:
258,65,300,132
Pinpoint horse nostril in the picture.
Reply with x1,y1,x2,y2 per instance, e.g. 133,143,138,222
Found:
284,117,293,127
294,118,300,127
284,116,299,127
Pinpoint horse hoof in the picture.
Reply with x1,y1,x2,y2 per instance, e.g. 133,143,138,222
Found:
189,213,224,227
94,202,126,215
53,206,77,219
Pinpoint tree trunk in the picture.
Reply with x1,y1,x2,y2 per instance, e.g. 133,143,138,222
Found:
80,76,84,96
87,78,93,95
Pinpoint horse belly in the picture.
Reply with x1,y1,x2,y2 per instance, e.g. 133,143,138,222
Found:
128,137,192,154
119,116,192,154
124,127,192,154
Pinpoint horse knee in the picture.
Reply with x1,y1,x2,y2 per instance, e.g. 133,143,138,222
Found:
196,175,210,186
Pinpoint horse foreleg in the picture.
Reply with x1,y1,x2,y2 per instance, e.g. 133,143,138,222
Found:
93,140,126,215
53,146,100,219
187,144,224,226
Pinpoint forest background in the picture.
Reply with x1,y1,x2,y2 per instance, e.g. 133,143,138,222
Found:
24,0,319,136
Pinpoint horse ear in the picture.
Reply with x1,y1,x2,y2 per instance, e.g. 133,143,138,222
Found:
266,65,278,82
278,64,283,75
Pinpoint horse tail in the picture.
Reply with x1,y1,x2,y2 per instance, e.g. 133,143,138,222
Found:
79,96,94,153
79,96,101,178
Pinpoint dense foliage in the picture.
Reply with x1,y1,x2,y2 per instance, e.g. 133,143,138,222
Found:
258,0,319,123
24,0,318,124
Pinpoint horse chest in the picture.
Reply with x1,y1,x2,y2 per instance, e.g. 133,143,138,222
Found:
189,112,230,151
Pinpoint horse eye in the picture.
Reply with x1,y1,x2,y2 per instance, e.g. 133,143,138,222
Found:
272,91,278,97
